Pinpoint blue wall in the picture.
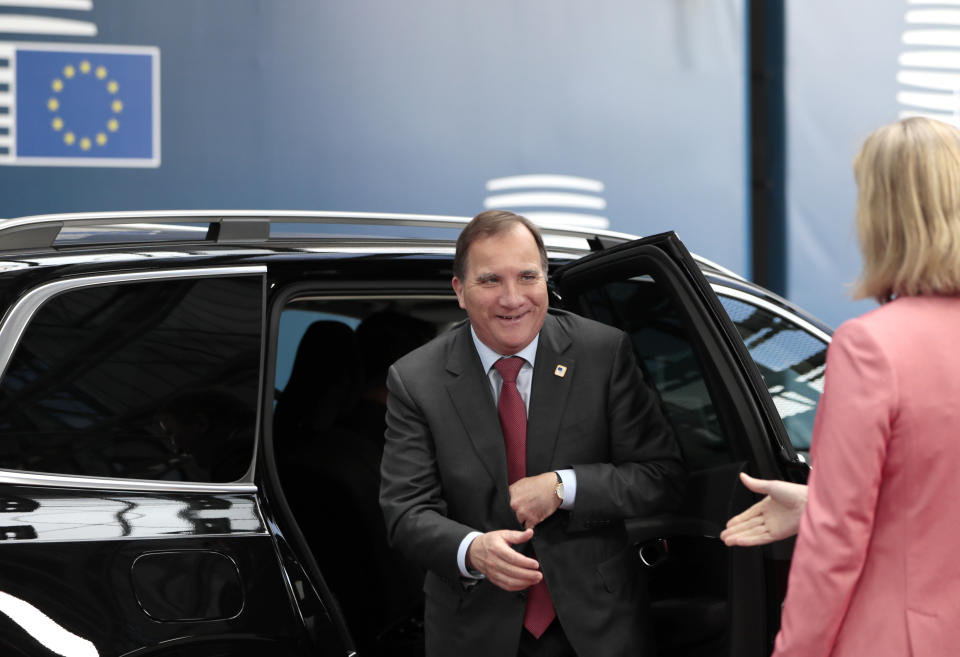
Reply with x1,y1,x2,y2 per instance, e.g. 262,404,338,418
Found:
786,1,920,327
0,1,748,277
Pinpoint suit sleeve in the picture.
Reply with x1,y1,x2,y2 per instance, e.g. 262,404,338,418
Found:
772,319,895,657
568,331,685,526
379,363,477,580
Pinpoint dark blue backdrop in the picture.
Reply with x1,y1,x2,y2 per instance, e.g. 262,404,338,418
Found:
0,1,748,284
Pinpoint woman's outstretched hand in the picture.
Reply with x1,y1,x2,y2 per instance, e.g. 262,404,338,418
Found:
720,472,808,547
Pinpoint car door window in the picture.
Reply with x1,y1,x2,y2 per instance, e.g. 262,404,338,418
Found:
581,277,733,471
718,294,827,456
0,275,262,482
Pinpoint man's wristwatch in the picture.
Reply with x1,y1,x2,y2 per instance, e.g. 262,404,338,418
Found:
553,471,565,502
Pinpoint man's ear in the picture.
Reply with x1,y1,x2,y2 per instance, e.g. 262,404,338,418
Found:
452,276,466,310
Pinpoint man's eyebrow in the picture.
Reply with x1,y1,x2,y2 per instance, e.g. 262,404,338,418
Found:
475,272,498,282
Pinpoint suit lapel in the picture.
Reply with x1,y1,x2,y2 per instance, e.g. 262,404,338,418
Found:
445,323,509,487
527,314,575,475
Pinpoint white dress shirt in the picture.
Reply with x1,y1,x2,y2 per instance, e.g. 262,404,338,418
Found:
456,327,577,578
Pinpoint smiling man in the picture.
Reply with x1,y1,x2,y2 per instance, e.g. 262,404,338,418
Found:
379,210,684,657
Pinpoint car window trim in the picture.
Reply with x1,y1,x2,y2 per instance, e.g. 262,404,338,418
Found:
711,284,832,343
0,468,258,493
287,293,457,302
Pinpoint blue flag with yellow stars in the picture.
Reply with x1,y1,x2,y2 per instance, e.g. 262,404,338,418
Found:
0,43,159,167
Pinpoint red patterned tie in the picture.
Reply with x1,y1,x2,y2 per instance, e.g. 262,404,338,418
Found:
493,357,556,638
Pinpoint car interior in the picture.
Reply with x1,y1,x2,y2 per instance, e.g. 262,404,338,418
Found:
270,269,775,657
272,296,460,657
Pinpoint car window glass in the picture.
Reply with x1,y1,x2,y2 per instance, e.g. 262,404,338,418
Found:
275,309,360,393
718,295,826,456
580,276,732,471
0,276,262,482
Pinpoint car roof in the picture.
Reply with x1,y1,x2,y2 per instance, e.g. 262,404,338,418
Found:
0,208,745,277
0,210,831,336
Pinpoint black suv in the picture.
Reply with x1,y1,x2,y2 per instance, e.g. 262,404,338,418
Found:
0,211,827,657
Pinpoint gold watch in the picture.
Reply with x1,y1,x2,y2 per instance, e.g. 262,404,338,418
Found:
554,471,565,502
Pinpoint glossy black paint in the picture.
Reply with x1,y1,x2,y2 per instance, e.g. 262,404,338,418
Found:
0,223,829,656
0,535,311,655
0,485,322,655
0,487,265,541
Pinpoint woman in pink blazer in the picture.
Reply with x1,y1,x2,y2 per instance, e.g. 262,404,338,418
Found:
722,116,960,657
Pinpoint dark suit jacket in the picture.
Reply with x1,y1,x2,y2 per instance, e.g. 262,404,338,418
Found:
380,309,685,656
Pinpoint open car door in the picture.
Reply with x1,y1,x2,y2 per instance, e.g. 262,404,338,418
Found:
552,232,808,657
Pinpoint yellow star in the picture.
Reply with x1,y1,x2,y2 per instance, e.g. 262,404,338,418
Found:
79,60,91,74
63,65,75,78
107,80,118,94
80,137,91,151
96,66,107,79
51,78,63,92
107,118,119,132
96,132,107,146
64,132,75,146
111,99,123,113
47,97,59,112
52,117,63,131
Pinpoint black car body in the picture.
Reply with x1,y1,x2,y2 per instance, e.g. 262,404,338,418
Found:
0,211,826,657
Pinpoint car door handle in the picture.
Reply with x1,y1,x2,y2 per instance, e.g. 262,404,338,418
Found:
626,513,720,544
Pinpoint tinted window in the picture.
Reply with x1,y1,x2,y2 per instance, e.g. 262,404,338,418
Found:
275,309,360,392
0,276,262,482
719,295,826,455
581,277,731,470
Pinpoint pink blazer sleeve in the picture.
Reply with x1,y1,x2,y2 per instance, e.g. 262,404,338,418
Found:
772,318,896,657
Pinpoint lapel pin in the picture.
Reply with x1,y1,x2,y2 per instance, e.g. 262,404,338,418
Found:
554,364,568,378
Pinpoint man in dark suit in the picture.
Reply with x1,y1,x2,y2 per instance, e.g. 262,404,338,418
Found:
380,210,684,656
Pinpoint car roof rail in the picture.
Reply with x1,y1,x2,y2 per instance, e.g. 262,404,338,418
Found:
0,210,639,253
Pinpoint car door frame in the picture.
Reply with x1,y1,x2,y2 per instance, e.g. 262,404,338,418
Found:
552,231,806,656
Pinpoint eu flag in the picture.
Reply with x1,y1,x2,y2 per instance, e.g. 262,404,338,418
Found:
0,43,159,167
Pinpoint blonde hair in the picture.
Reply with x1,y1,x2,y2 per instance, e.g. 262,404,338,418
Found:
853,116,960,303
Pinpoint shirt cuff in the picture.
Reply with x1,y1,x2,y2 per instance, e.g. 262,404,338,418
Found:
557,468,576,510
457,531,485,579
